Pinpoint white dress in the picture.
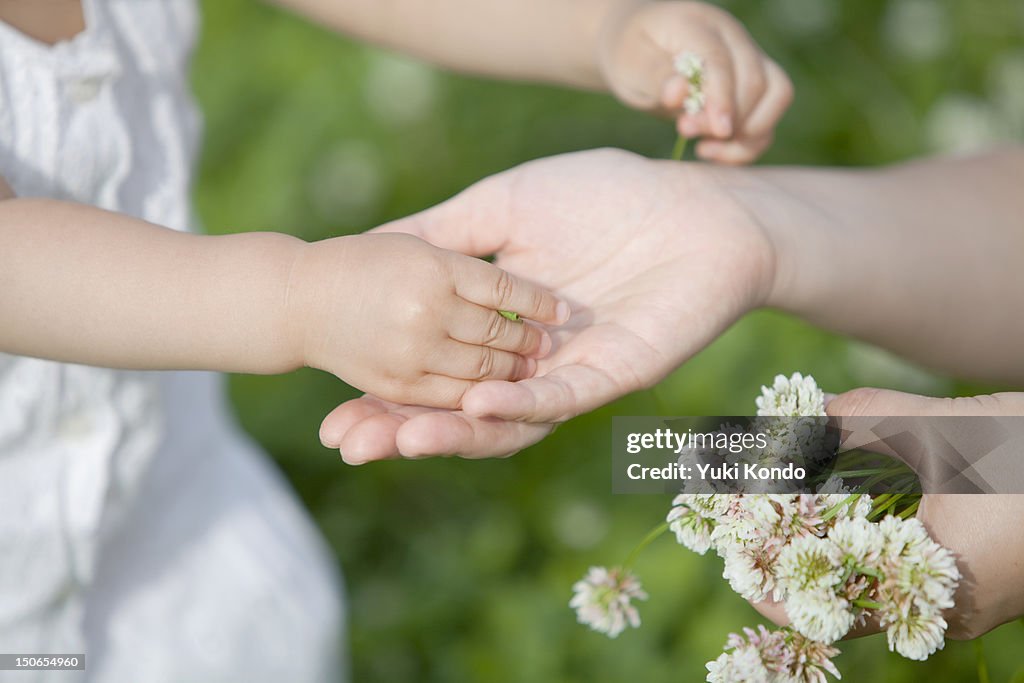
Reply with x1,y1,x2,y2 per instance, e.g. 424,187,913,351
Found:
0,1,345,681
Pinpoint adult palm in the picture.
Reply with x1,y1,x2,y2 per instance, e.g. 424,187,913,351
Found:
320,149,775,463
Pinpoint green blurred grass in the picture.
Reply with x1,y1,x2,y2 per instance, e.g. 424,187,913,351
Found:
192,1,1023,681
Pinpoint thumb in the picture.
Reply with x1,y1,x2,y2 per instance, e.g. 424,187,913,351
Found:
828,387,1024,418
827,388,1024,493
370,174,513,258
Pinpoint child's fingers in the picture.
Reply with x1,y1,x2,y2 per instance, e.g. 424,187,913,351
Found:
738,59,794,142
451,256,569,325
448,302,552,358
433,340,537,383
696,60,792,164
660,74,691,111
695,137,768,165
696,44,737,138
338,411,407,465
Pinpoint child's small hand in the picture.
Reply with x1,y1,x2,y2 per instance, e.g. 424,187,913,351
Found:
599,1,793,164
290,233,568,409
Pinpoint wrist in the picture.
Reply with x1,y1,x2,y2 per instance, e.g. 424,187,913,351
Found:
283,234,361,373
592,0,650,90
280,235,321,373
719,166,853,316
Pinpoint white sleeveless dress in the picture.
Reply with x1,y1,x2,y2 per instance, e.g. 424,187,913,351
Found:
0,1,345,681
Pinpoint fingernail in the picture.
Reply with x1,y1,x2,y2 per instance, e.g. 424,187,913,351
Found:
555,300,571,324
538,331,552,357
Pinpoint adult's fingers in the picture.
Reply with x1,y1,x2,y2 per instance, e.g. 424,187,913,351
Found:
751,598,885,640
393,411,554,459
460,363,620,424
826,388,1024,493
319,395,555,462
320,396,405,465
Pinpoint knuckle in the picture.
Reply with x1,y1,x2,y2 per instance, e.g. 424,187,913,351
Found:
482,313,506,346
829,387,885,417
492,269,515,308
516,326,538,354
528,287,545,318
952,393,1012,415
474,347,496,380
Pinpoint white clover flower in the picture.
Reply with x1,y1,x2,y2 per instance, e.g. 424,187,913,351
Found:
829,516,885,569
667,494,727,555
712,494,783,548
815,476,875,519
815,475,852,496
786,589,856,644
896,539,960,611
673,51,706,115
883,607,948,661
569,566,647,638
871,515,960,660
776,535,844,594
721,543,781,603
707,626,841,683
705,646,770,683
780,631,843,683
756,373,827,418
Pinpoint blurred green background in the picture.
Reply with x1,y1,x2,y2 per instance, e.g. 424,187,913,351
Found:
191,0,1024,681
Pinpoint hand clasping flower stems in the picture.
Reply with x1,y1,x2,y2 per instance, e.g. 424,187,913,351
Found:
570,373,958,682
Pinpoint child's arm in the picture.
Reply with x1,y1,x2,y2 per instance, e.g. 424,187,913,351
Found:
0,186,566,409
270,0,792,164
270,0,618,89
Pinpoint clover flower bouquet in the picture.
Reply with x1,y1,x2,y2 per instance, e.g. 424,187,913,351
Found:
570,373,960,682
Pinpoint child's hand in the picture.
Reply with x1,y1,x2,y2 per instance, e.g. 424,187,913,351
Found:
290,233,568,409
599,1,793,164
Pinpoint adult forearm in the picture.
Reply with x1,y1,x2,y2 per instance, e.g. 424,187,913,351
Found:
270,0,639,88
0,198,306,374
740,149,1024,383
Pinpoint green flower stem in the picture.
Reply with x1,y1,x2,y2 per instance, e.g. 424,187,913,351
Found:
898,499,921,519
498,310,521,322
671,135,690,161
820,494,862,522
858,469,909,493
624,521,670,570
853,565,884,582
869,493,904,520
974,639,991,683
852,598,884,610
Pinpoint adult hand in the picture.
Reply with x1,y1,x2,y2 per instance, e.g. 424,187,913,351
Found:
320,149,777,463
753,388,1024,641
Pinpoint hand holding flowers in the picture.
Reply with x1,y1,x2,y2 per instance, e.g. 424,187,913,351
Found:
572,374,964,682
598,1,793,163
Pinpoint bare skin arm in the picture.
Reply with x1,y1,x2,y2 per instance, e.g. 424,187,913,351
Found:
737,147,1024,382
267,0,634,88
